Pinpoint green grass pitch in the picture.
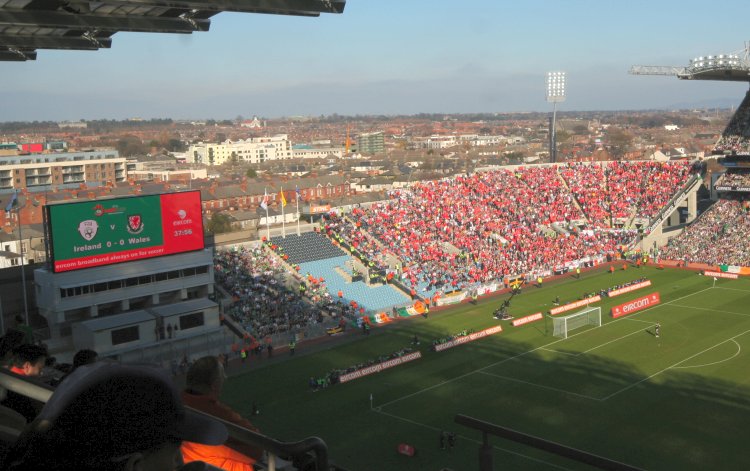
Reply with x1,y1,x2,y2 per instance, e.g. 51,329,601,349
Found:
221,267,750,470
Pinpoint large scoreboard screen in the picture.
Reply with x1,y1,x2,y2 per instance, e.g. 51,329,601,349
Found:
46,191,204,273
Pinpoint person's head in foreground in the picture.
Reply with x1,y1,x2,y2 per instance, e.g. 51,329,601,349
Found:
3,362,228,471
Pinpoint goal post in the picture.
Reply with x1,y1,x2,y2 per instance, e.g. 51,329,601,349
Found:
552,306,601,339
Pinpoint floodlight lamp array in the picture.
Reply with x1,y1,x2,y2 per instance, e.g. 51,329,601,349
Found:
690,53,743,70
546,71,566,102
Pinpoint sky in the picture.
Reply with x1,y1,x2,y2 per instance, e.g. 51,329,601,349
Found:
1,0,749,121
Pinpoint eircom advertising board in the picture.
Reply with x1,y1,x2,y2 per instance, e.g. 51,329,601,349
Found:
611,292,661,318
46,191,204,273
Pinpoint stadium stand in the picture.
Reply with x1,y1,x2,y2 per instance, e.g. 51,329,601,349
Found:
269,232,346,265
215,246,338,340
560,161,693,225
340,163,692,297
715,169,750,188
713,90,750,155
659,198,750,266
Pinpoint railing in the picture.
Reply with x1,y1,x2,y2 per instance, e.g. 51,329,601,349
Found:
645,173,702,234
455,414,645,471
0,368,347,471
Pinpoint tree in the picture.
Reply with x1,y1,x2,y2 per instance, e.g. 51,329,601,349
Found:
230,151,238,166
246,168,257,178
115,135,147,156
572,124,588,135
167,139,186,152
207,212,233,234
606,127,633,160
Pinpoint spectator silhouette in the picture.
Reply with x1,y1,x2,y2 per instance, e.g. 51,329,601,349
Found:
1,344,48,422
181,356,263,471
3,362,227,471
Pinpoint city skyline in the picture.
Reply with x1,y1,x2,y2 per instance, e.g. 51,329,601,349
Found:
0,0,749,122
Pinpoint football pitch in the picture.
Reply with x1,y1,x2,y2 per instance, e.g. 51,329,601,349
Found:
222,267,750,471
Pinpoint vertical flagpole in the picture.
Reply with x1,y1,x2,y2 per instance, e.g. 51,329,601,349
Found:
264,188,270,241
296,187,301,236
281,187,286,239
14,190,29,325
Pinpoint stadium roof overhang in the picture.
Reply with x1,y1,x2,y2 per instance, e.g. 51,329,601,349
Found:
0,0,345,61
678,67,750,82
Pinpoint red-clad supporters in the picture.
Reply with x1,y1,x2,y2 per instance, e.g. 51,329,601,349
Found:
560,161,692,226
341,162,691,296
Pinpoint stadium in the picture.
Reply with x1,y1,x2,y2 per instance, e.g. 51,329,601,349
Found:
2,3,750,471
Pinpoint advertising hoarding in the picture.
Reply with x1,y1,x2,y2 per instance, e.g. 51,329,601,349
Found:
46,191,204,273
611,292,661,319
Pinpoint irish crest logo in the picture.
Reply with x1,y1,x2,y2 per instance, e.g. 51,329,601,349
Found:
127,214,144,234
77,220,98,241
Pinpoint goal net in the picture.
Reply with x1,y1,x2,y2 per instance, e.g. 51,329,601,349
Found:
552,306,601,339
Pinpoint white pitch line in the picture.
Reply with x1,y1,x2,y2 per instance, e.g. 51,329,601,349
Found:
602,328,750,400
669,304,750,318
672,339,742,369
711,286,750,293
579,325,652,355
373,408,577,470
478,370,604,401
376,287,713,409
621,317,656,325
538,347,579,356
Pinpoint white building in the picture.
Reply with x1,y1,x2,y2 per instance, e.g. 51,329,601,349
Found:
127,160,207,182
187,135,293,166
292,146,344,160
34,249,227,364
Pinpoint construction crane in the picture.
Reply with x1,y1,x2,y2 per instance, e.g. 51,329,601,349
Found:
630,41,750,82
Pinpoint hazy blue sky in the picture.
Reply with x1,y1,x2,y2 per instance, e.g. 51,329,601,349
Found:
1,0,749,121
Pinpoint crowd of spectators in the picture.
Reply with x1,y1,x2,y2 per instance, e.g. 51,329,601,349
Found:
560,161,692,224
715,170,750,188
322,212,390,273
215,245,337,340
713,90,750,155
659,198,750,266
340,162,691,296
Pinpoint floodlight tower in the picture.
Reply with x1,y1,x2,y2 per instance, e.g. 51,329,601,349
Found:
546,71,566,163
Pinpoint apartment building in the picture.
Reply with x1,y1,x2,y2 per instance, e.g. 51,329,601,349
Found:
187,135,293,166
0,149,126,191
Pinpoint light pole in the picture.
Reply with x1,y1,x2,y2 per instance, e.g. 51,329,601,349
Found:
546,71,566,163
5,190,29,326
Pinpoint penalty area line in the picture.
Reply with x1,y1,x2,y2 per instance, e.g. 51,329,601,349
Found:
377,287,713,410
602,328,750,401
478,370,605,402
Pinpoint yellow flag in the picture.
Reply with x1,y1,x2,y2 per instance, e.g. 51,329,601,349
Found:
280,190,287,207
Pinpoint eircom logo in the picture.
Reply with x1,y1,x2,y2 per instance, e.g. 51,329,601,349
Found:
611,292,661,318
